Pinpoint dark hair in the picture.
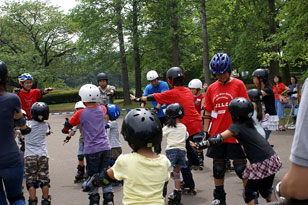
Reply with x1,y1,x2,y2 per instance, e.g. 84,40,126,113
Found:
172,77,184,86
290,76,298,84
255,101,263,121
274,75,282,84
231,116,254,128
166,117,177,128
0,84,7,94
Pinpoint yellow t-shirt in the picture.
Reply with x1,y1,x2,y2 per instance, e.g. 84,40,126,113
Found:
163,122,187,151
112,152,171,205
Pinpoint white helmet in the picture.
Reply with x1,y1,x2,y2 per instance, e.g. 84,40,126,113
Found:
18,73,33,83
75,101,85,109
79,84,101,102
188,79,202,89
146,70,159,81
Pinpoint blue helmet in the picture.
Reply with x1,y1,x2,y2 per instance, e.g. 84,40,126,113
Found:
107,104,121,120
18,73,33,83
209,53,231,75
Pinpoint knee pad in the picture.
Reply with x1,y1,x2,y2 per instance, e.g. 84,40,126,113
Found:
171,170,181,181
26,182,39,190
233,159,247,179
8,193,25,204
213,159,226,179
77,155,84,161
243,190,258,203
39,182,50,188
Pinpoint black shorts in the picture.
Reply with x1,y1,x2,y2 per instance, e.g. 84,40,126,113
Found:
206,143,246,159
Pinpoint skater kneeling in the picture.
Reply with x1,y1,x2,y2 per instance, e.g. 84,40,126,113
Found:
196,98,282,205
82,108,171,205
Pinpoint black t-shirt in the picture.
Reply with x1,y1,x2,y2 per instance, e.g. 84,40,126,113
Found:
262,85,276,115
228,123,275,163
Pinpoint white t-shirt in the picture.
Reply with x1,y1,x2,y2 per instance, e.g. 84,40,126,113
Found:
24,120,50,157
163,122,187,151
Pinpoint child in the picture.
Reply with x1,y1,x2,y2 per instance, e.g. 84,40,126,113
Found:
163,103,188,205
14,73,54,119
248,89,266,138
196,97,282,205
82,108,171,205
62,84,114,205
105,104,122,186
63,101,86,183
24,102,51,205
188,78,205,170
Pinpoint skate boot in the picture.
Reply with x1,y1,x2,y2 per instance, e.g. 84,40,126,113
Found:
103,192,114,205
181,181,197,195
89,193,100,205
74,165,85,183
28,197,38,205
168,189,182,205
41,195,51,205
199,157,204,171
212,189,226,205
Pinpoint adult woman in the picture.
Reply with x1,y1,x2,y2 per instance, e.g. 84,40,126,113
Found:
0,61,31,205
272,75,290,131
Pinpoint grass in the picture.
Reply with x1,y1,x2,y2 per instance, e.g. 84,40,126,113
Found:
49,99,152,113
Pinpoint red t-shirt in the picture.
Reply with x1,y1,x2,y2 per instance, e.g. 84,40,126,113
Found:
204,78,249,143
18,89,43,119
154,87,202,136
193,93,204,114
273,83,287,100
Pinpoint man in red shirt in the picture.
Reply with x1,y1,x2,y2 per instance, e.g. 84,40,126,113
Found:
138,67,202,195
14,73,54,119
202,53,249,205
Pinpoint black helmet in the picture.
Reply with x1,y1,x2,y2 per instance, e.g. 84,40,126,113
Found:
97,72,108,82
252,68,269,83
228,97,254,122
121,108,162,151
31,102,49,122
248,89,262,102
165,103,184,119
166,67,184,86
0,61,8,84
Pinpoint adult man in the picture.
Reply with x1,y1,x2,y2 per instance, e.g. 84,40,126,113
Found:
97,72,116,106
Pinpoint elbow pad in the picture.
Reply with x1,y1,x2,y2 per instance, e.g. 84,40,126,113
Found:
62,118,73,134
147,94,155,101
14,115,27,127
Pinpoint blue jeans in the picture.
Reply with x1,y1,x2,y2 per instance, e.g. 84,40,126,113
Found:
0,166,25,205
85,150,113,195
265,130,272,141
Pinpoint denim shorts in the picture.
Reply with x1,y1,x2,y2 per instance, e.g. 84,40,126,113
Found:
77,138,84,156
165,149,187,168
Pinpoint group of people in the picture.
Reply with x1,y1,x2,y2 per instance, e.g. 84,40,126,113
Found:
0,51,307,205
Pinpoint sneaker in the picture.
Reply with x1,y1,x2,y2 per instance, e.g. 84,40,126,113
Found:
288,125,296,130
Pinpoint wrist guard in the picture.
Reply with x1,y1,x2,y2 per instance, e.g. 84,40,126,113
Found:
63,136,71,143
20,126,31,135
208,134,224,146
147,94,155,101
196,140,208,150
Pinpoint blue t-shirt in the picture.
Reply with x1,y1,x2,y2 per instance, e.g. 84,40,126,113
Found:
144,81,169,117
0,93,24,168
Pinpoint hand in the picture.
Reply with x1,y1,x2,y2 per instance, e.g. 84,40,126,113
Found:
45,87,54,93
130,94,136,101
13,88,20,94
82,174,99,192
195,140,209,150
63,136,71,145
189,141,199,151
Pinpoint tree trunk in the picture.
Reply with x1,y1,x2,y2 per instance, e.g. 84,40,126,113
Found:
171,0,180,66
200,0,211,85
115,0,131,104
132,0,142,97
282,63,291,85
268,0,279,80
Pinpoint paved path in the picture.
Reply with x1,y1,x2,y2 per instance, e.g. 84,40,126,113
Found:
23,114,294,205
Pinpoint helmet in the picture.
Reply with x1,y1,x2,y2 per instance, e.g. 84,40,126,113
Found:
121,108,162,150
188,79,202,89
252,68,269,83
0,61,8,84
248,89,262,102
209,53,231,75
18,73,33,83
166,67,184,86
75,101,85,109
97,72,108,82
146,70,159,81
165,103,184,119
228,97,254,122
107,104,121,120
31,102,49,122
79,84,101,102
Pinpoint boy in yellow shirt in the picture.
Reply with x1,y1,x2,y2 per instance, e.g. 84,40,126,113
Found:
82,108,171,205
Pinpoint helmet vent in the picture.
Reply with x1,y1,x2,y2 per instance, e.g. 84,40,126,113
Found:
133,114,139,117
141,117,145,121
149,117,154,121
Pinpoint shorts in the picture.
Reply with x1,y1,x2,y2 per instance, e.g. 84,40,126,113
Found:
206,143,246,159
166,149,187,169
275,99,285,119
77,138,84,156
25,155,50,188
111,147,122,160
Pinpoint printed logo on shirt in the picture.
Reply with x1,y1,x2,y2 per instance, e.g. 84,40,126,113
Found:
213,92,234,114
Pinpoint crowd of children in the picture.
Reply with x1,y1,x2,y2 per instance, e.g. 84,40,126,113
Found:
1,52,306,205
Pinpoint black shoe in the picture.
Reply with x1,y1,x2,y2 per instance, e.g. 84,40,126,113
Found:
103,192,114,205
28,197,38,205
41,195,51,205
168,190,182,205
89,193,100,205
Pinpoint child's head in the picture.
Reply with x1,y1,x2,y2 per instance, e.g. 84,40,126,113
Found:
228,97,254,126
97,72,108,88
165,103,184,128
188,79,202,96
18,73,33,91
248,89,262,102
209,53,231,83
106,104,121,121
121,108,162,152
78,84,100,105
75,101,85,111
252,68,269,87
166,67,184,87
31,102,49,122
